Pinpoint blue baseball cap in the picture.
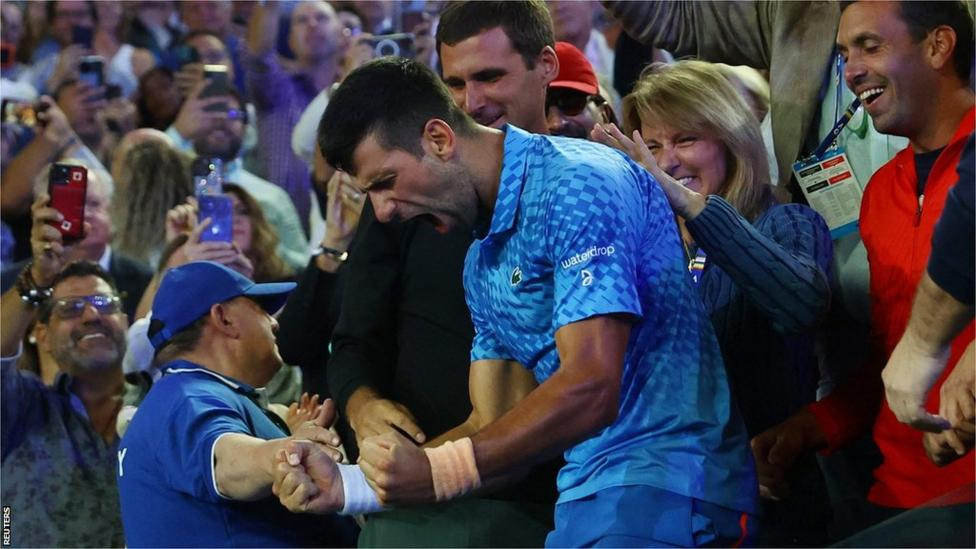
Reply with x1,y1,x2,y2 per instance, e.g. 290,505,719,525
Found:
148,261,296,350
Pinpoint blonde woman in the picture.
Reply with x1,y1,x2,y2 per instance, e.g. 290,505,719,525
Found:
595,60,833,545
111,139,193,267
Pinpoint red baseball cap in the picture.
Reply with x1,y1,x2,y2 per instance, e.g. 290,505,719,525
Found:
550,41,599,96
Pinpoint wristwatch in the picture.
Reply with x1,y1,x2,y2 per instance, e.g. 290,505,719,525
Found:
16,263,53,306
313,245,348,263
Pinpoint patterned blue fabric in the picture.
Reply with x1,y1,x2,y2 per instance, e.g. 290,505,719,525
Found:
464,126,758,513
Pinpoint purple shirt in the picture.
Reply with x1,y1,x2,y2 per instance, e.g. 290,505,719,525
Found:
244,49,319,230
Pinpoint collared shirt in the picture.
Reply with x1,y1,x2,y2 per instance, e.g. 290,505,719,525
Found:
0,358,147,547
97,245,112,272
816,53,909,326
117,360,352,547
464,126,757,513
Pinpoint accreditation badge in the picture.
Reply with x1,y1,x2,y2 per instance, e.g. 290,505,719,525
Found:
792,148,863,239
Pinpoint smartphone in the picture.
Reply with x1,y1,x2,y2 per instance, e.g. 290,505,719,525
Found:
78,55,104,89
190,156,213,180
200,64,230,112
1,100,40,127
71,25,94,49
172,44,201,69
369,33,416,59
0,42,14,69
198,194,234,242
48,163,88,243
200,64,229,97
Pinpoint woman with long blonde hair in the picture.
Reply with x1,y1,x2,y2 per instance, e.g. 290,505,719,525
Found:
595,59,834,546
111,140,193,266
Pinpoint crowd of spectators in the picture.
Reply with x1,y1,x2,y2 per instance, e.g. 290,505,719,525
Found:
0,1,972,547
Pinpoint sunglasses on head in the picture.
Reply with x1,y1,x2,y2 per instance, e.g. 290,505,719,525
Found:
546,89,605,117
52,294,122,319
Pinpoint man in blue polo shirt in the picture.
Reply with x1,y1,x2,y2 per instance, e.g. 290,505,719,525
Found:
117,261,356,547
273,58,758,546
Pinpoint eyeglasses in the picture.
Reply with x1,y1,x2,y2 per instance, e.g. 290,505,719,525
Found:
52,294,122,319
545,89,605,117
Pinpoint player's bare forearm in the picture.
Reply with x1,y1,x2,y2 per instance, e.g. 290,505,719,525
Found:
427,358,537,447
470,315,630,483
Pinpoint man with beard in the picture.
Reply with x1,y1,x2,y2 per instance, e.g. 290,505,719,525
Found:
324,2,563,545
275,56,758,547
178,1,246,92
547,41,616,139
178,87,308,271
752,1,974,543
0,189,141,546
116,261,357,547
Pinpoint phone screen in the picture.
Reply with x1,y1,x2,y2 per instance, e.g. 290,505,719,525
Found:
200,65,230,112
78,56,104,88
198,194,234,242
201,65,229,96
48,164,88,243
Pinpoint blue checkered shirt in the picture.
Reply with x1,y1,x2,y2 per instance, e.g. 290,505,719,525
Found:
464,126,757,513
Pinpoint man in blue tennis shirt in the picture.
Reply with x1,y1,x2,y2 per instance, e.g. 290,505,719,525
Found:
116,261,356,547
276,57,758,546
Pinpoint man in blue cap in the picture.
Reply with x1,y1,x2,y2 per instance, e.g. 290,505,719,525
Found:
116,261,357,547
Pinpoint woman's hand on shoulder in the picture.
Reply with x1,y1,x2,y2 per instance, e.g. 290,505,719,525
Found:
591,123,706,219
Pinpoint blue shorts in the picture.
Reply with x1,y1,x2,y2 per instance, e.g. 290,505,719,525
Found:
545,485,759,548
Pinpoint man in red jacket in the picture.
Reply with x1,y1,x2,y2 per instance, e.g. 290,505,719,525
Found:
752,0,974,539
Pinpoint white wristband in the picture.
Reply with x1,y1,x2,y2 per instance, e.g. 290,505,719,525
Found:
337,463,385,515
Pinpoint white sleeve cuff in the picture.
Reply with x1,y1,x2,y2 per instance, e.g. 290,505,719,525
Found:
0,341,24,363
210,432,235,500
337,463,384,516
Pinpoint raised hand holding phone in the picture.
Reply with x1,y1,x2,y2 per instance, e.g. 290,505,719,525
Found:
194,158,234,243
77,55,105,90
47,163,87,243
29,193,80,288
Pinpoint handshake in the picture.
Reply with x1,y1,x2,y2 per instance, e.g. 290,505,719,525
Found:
271,399,482,515
271,424,439,515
